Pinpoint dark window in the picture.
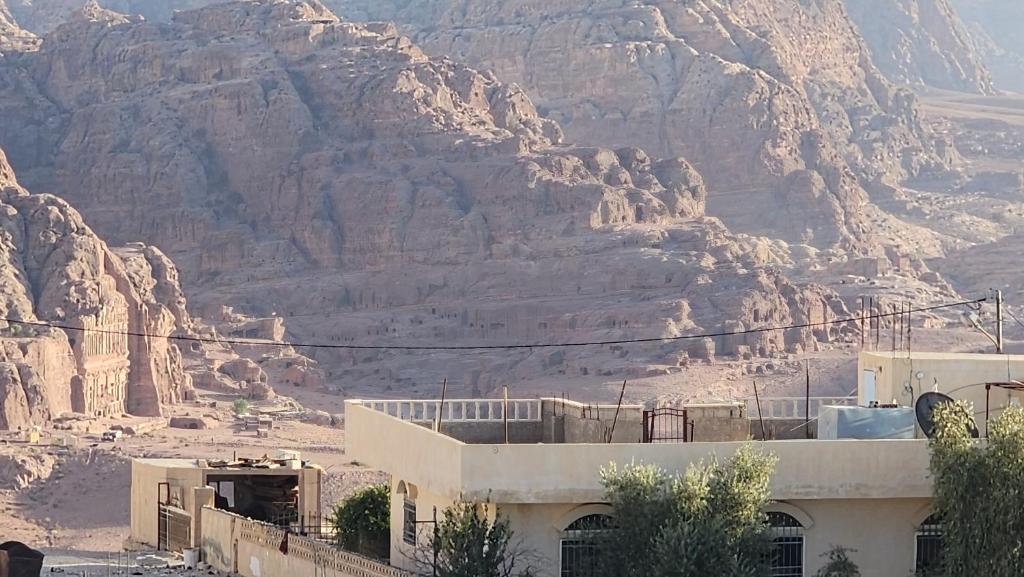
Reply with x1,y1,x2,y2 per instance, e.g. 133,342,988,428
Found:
768,512,804,577
916,514,943,576
560,514,613,577
402,499,416,545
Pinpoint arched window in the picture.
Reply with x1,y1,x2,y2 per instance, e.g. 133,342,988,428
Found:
767,512,804,577
560,514,613,577
915,514,943,575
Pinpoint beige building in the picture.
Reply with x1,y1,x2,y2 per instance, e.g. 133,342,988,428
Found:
121,349,1020,577
859,351,1024,435
345,396,940,577
130,456,322,552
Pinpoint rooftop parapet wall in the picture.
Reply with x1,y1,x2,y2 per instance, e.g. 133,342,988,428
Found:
355,398,645,444
542,398,644,443
345,400,933,504
346,401,464,499
201,506,410,577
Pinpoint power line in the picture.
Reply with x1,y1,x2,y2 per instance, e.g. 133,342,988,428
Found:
0,297,985,351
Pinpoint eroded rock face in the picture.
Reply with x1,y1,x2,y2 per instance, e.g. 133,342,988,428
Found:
332,0,957,249
0,147,192,429
0,0,37,51
0,1,850,392
950,0,1024,93
843,0,992,94
3,0,223,34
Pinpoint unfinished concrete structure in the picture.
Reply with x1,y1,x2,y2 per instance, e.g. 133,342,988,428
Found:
859,351,1024,435
130,456,322,552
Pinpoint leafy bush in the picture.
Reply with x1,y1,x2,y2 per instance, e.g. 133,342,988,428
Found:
427,501,533,577
597,445,777,577
233,397,250,415
929,402,1024,577
331,484,390,560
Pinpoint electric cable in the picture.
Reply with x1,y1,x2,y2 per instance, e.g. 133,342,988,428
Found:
0,297,986,351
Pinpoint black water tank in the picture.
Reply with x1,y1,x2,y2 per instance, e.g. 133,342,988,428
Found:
0,541,45,577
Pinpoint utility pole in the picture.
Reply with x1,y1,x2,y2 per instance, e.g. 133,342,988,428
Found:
804,360,811,440
503,385,509,444
995,289,1004,354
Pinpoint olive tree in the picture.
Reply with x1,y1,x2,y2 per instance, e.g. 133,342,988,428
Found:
417,501,535,577
597,445,777,577
929,402,1024,577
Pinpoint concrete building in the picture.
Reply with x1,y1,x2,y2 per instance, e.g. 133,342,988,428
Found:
130,456,322,552
345,395,939,577
121,349,1020,577
858,351,1024,435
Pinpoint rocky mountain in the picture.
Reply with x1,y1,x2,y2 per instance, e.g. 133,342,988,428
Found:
0,1,851,394
0,0,37,51
332,0,960,250
843,0,992,94
2,0,224,34
950,0,1024,93
0,147,193,430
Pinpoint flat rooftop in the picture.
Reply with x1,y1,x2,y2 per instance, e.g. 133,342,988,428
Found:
861,351,1024,361
344,398,932,503
134,455,317,472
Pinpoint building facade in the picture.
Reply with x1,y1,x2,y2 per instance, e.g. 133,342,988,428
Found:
130,457,322,551
345,396,942,577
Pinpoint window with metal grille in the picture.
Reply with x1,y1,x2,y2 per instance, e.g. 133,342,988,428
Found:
768,512,804,577
402,498,416,545
915,514,943,576
560,514,613,577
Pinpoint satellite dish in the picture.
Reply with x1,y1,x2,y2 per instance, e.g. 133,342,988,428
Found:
915,392,979,438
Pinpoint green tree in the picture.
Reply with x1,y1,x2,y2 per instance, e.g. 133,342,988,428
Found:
597,445,777,577
424,501,533,577
814,546,860,577
929,402,1024,577
233,397,250,415
331,484,390,560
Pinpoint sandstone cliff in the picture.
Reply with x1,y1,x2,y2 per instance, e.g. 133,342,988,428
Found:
843,0,992,94
332,0,959,249
0,147,192,429
0,0,37,51
2,0,222,34
950,0,1024,93
0,1,850,393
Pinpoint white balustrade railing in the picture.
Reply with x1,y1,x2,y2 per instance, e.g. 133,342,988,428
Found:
360,399,542,422
744,396,858,420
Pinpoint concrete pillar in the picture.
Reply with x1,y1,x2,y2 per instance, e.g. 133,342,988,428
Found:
193,486,215,548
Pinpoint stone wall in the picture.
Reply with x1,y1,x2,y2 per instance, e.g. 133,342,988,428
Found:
542,398,644,444
201,507,410,577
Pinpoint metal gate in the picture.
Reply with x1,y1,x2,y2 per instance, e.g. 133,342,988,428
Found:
643,408,694,443
158,503,192,551
157,482,192,552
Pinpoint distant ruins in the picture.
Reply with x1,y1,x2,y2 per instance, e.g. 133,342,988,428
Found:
0,149,193,429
